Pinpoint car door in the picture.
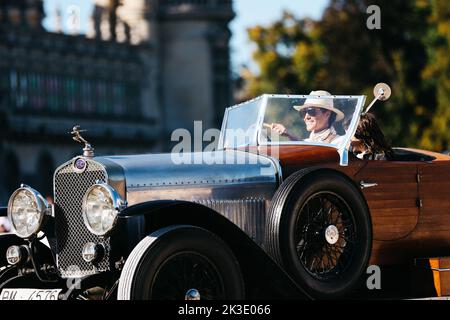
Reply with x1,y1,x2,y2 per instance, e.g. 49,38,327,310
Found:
416,160,450,255
354,159,420,241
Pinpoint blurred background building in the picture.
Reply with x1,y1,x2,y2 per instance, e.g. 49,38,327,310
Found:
1,0,448,206
0,0,234,203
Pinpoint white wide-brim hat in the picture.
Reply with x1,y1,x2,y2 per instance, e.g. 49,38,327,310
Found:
293,90,344,122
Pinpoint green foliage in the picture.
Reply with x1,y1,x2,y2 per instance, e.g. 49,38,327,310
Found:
419,0,450,150
242,0,450,151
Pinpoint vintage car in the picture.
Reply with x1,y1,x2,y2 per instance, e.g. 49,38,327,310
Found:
1,84,449,300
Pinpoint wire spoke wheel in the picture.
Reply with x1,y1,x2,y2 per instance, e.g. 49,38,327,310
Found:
150,252,225,300
295,192,356,282
266,169,372,298
118,225,245,300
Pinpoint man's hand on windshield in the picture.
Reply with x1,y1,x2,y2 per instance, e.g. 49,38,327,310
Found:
267,123,287,136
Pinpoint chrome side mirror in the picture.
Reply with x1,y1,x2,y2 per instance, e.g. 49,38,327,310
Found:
373,83,391,101
364,83,391,113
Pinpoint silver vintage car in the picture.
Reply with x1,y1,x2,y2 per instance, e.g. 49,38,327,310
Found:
4,84,441,300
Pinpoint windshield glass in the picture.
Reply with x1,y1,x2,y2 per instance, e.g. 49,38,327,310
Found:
221,97,263,149
262,95,363,147
220,94,365,150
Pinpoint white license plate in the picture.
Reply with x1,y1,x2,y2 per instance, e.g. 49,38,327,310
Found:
0,289,62,300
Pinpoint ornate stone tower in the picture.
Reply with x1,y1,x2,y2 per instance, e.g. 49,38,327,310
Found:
156,0,235,134
88,0,235,136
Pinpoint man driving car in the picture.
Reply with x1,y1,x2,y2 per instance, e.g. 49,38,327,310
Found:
269,90,345,143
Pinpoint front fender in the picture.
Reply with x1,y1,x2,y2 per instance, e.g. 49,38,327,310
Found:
117,200,311,299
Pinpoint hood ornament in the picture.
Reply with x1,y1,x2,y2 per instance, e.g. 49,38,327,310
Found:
71,125,94,158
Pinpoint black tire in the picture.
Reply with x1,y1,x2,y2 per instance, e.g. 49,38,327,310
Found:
266,169,372,299
118,225,244,300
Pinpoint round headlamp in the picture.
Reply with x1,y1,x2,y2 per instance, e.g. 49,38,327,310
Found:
82,242,104,263
7,186,50,239
6,245,30,265
82,184,124,236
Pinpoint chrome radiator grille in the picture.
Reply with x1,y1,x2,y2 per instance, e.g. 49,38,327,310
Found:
54,159,110,278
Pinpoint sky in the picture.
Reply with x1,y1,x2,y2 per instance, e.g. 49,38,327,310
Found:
43,0,329,72
230,0,329,72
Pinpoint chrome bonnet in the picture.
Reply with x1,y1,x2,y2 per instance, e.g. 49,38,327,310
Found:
97,150,280,202
96,150,281,245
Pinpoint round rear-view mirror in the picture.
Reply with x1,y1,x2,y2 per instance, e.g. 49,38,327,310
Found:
373,83,391,101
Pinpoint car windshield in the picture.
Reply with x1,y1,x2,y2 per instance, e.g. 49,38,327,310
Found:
220,96,263,149
219,94,366,150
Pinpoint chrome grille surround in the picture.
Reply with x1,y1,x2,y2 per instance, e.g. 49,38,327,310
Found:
54,158,111,278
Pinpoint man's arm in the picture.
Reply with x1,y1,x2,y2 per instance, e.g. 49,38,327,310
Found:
268,123,301,141
284,131,301,141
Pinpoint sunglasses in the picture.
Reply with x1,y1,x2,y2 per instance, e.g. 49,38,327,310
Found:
300,107,323,117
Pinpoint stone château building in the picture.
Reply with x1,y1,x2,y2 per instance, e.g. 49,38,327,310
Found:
0,0,234,204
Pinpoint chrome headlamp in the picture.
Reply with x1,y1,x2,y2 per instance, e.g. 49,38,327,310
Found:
82,184,125,236
7,185,50,239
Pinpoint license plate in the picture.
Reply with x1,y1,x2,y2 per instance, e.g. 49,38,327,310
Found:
0,289,62,300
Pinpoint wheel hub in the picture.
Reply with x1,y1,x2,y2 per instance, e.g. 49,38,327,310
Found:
185,288,201,300
325,225,339,245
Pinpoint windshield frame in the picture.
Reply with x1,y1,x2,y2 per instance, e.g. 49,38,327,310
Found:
219,94,366,166
217,95,266,150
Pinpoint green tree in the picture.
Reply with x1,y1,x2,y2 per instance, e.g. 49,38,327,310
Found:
241,11,326,99
419,0,450,151
319,0,432,147
242,0,449,151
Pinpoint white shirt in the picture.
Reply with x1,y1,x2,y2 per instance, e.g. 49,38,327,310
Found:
305,126,342,144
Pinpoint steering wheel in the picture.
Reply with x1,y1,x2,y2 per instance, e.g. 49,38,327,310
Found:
260,122,272,143
243,122,272,143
